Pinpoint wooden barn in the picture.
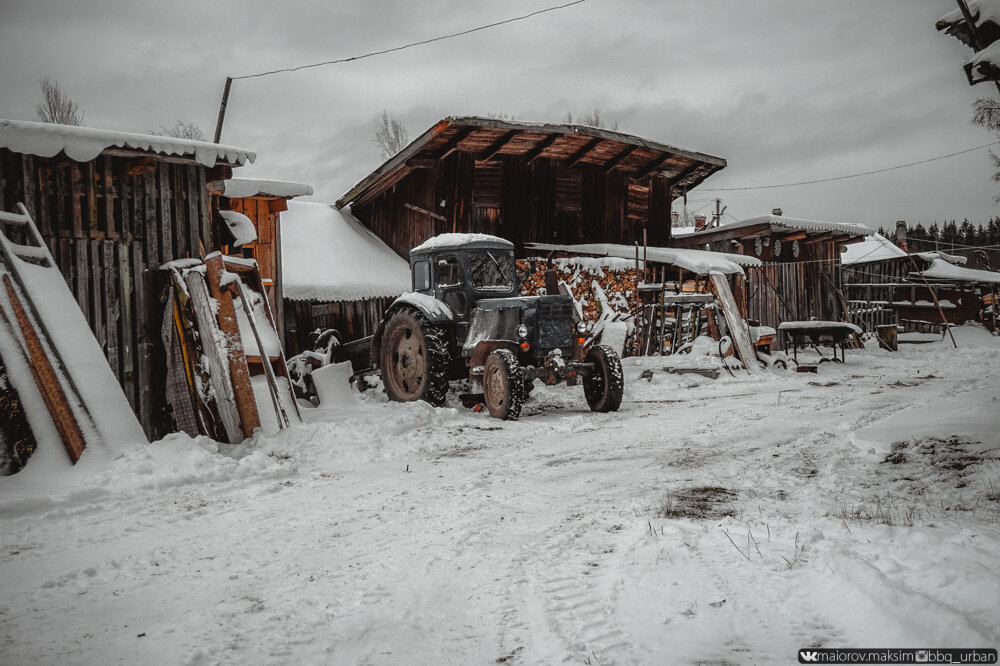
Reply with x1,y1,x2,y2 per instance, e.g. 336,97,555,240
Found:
0,119,254,438
671,213,870,345
337,116,727,257
279,201,410,355
211,177,313,337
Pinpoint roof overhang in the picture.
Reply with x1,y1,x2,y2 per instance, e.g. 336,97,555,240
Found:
337,116,726,208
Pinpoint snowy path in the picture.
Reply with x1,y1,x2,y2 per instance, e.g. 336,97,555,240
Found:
2,330,999,665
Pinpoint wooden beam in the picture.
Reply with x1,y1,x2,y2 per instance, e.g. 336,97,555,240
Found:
477,130,519,162
205,164,232,183
267,198,288,214
563,137,603,168
524,134,559,164
629,153,670,180
126,157,158,177
404,202,447,222
433,126,476,160
405,157,438,169
779,231,808,242
603,144,638,172
666,163,703,189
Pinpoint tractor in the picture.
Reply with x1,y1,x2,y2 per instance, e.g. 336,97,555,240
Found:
370,233,623,420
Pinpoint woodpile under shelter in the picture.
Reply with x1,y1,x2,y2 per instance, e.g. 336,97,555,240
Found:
671,214,870,343
279,202,410,354
0,119,255,438
337,116,727,257
212,177,314,337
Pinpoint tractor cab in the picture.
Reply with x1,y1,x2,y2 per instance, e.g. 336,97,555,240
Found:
409,234,517,345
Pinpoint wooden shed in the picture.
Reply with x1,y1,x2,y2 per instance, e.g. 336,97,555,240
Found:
279,201,410,355
211,177,314,337
671,214,870,344
337,116,726,257
0,119,254,439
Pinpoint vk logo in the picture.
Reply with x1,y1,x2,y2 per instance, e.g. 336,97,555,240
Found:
799,651,819,663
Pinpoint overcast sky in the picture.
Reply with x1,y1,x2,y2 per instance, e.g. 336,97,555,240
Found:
0,0,996,230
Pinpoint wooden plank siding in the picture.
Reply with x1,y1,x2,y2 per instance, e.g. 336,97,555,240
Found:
0,147,221,440
284,297,395,357
353,154,671,260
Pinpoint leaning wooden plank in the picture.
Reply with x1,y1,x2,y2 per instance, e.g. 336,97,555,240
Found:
0,204,147,455
185,271,243,443
709,272,763,375
0,276,86,463
204,253,260,438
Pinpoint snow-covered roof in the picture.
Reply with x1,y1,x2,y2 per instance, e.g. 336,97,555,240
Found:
937,0,1000,48
222,178,313,199
219,210,257,247
915,251,967,265
911,257,1000,285
412,233,514,253
280,202,410,302
525,242,761,275
713,214,871,237
0,119,255,167
841,233,907,265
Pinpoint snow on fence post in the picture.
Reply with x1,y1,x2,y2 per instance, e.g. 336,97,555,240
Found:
204,253,260,439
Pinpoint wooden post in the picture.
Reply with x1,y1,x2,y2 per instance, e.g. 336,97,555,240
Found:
204,253,260,437
214,76,233,144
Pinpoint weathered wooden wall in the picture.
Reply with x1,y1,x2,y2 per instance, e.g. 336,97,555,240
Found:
742,240,843,349
225,196,285,337
284,297,394,357
352,153,672,259
0,148,216,439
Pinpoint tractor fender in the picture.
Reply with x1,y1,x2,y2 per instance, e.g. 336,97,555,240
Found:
371,292,455,369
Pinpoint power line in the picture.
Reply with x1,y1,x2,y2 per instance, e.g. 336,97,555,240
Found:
233,0,589,81
702,141,1000,192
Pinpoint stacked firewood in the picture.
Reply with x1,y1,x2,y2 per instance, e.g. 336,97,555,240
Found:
517,259,637,321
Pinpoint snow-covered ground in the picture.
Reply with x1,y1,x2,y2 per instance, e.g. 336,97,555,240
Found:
2,326,999,665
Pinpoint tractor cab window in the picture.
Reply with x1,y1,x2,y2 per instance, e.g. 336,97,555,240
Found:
413,260,431,291
468,250,515,292
436,256,463,288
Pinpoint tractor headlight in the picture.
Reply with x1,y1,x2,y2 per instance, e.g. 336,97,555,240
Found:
576,321,588,334
517,324,528,339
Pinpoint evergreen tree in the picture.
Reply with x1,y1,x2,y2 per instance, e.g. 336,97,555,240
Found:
989,217,1000,245
959,219,974,245
877,225,887,238
912,222,927,243
928,222,941,242
941,221,959,248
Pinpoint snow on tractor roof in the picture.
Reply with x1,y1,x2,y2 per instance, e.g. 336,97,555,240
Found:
280,202,410,302
0,119,255,167
411,233,514,254
222,178,313,199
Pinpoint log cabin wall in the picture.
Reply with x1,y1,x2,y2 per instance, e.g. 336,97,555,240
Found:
352,153,669,259
0,147,218,440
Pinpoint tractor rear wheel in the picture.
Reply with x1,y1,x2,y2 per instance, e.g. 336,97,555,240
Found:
583,344,624,413
483,349,523,420
380,309,450,406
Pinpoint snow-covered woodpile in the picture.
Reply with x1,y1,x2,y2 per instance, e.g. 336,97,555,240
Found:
518,257,637,322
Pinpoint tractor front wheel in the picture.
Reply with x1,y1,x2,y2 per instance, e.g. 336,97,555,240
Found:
483,349,524,420
583,344,624,413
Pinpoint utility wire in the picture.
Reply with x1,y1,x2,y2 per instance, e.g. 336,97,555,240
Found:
233,0,588,80
702,141,1000,192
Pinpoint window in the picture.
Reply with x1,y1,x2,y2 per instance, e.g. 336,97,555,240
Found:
413,260,431,291
468,250,514,292
437,257,462,288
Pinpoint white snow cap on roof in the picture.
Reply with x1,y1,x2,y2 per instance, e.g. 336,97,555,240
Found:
0,119,254,167
525,242,761,275
939,0,1000,32
718,214,871,237
842,233,907,265
219,210,257,247
412,233,514,253
280,202,410,302
222,178,313,199
916,251,968,265
912,257,1000,285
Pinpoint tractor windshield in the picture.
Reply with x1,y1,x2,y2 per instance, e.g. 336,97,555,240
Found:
467,250,515,292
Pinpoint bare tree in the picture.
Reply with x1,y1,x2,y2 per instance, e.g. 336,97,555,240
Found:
564,108,618,130
373,110,409,160
152,120,206,141
35,78,84,126
972,97,1000,201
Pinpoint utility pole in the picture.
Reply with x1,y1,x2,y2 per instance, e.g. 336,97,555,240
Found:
213,77,233,144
